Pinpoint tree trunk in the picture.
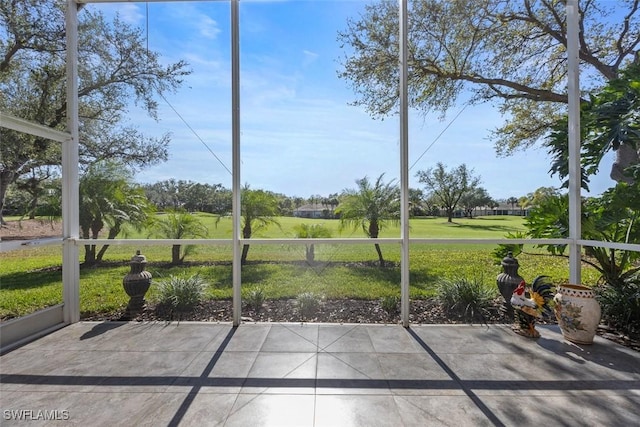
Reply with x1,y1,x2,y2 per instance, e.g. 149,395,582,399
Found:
306,244,315,263
28,194,38,219
171,244,182,265
610,144,639,184
84,244,96,265
374,242,385,267
83,224,102,265
241,244,250,264
0,170,16,225
96,225,120,262
96,244,110,262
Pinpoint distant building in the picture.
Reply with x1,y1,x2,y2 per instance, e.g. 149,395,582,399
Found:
485,202,530,217
438,203,530,218
293,203,336,219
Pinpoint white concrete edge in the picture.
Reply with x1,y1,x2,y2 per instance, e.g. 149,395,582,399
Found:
0,304,66,353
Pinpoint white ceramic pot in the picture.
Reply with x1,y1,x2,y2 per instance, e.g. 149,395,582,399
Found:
554,284,601,344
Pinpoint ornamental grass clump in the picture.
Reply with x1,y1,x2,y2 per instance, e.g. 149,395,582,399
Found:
244,287,267,312
380,295,400,316
297,292,322,320
437,277,496,323
156,274,206,314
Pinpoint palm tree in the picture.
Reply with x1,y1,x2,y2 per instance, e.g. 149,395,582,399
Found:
79,161,154,265
335,174,400,267
294,223,332,263
150,209,208,265
240,186,281,264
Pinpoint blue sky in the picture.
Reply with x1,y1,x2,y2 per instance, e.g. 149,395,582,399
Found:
89,0,615,201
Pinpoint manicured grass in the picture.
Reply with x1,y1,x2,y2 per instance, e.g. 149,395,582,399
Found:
0,215,600,319
147,213,529,239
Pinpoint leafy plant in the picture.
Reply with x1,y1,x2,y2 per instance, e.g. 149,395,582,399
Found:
545,60,640,191
596,274,640,337
380,295,399,315
156,274,206,313
497,188,640,337
149,209,208,265
293,223,332,263
79,161,154,265
523,190,640,285
436,277,496,322
244,287,266,312
236,185,281,264
297,292,322,320
492,231,526,264
336,174,400,267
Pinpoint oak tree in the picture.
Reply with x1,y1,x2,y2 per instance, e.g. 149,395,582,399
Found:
338,0,639,156
0,0,189,223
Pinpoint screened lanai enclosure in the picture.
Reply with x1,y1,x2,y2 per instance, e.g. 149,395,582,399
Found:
1,0,639,350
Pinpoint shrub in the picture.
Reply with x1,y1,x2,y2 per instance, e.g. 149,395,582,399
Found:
437,277,496,322
596,275,640,338
244,287,266,312
156,274,206,313
293,223,332,262
380,295,399,315
297,292,322,320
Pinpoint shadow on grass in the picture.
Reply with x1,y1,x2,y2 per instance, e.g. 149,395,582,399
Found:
0,267,63,290
1,259,441,299
445,221,523,233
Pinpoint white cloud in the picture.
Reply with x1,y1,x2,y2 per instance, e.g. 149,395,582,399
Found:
88,3,143,25
302,49,320,66
117,1,614,200
198,15,221,39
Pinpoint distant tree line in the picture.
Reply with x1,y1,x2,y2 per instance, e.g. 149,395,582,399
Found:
4,167,541,223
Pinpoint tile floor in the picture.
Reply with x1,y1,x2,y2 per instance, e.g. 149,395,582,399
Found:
1,322,639,426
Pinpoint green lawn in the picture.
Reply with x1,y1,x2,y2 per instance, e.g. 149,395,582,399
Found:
149,213,529,239
0,215,600,319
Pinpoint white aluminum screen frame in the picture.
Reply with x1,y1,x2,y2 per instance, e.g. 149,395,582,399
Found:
0,0,590,327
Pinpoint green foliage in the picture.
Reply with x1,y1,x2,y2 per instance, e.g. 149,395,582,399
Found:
546,60,640,190
522,189,640,284
1,216,601,320
79,161,154,264
459,187,494,218
293,223,332,239
10,172,61,220
416,163,480,223
582,185,640,285
0,1,189,223
297,292,322,320
337,174,400,237
491,231,525,264
244,287,266,312
156,274,207,313
238,185,281,263
596,274,640,337
190,213,527,240
294,223,332,263
380,295,399,315
518,187,561,210
523,194,570,256
500,187,640,334
143,179,231,214
337,0,637,155
149,209,208,265
436,277,497,322
336,174,400,266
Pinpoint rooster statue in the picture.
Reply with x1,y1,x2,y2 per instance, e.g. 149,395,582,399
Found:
510,276,555,338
